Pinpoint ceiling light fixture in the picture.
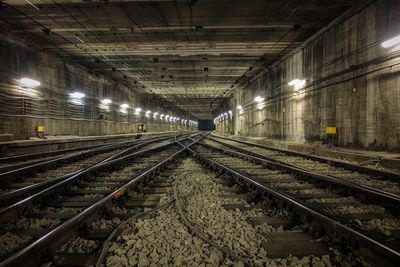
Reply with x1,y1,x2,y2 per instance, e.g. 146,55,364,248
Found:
24,0,40,10
74,34,85,44
120,103,129,109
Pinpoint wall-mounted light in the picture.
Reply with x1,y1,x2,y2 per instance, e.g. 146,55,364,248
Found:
19,77,41,88
101,98,112,105
254,96,264,103
99,98,112,111
119,104,129,113
288,79,306,91
256,103,265,110
381,34,400,48
69,91,85,105
70,92,85,99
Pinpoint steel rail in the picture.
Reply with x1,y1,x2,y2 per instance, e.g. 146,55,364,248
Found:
0,132,199,222
0,133,177,174
0,137,177,224
207,136,400,202
95,171,198,267
0,134,176,182
0,135,177,206
0,132,178,162
200,140,400,212
186,143,400,267
211,134,400,182
0,134,204,267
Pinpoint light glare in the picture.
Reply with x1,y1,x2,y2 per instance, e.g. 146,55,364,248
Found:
19,78,41,87
254,96,264,103
70,92,85,99
101,98,112,105
288,79,306,91
382,34,400,48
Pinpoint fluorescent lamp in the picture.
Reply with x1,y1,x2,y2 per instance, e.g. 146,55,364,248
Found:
19,78,41,87
256,103,265,110
24,0,40,10
288,79,306,91
382,34,400,48
70,92,85,98
254,96,264,103
101,98,112,105
120,103,129,109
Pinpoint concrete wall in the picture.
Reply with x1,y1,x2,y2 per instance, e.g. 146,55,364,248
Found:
0,33,193,140
219,0,400,151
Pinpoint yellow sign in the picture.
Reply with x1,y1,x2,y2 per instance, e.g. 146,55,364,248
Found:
37,126,45,132
325,127,337,134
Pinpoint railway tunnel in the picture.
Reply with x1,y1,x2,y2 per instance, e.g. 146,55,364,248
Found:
0,0,400,266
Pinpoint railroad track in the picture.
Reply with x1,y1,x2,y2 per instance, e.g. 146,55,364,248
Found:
77,136,387,267
0,133,202,266
2,132,398,266
0,133,175,174
185,138,400,266
0,135,180,207
208,135,400,197
99,158,336,267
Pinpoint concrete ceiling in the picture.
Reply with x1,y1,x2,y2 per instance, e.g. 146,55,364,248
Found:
0,0,353,119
